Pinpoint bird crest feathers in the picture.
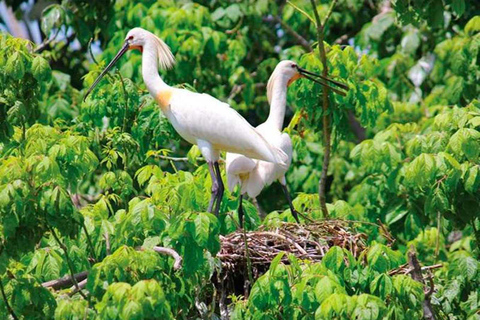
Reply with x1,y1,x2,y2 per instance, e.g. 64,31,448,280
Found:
266,69,278,105
151,33,176,70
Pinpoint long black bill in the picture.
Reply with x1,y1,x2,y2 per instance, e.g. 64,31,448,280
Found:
83,41,130,101
297,67,349,97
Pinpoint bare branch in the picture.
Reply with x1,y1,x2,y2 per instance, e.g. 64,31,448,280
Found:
42,246,182,293
42,271,88,289
68,278,87,297
137,246,183,271
274,16,312,52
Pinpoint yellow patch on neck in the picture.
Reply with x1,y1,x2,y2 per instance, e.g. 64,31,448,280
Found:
155,89,173,110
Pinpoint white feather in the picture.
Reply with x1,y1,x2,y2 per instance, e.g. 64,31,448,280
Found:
226,60,298,198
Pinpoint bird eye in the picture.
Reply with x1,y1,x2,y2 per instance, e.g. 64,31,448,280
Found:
128,35,134,40
291,64,296,68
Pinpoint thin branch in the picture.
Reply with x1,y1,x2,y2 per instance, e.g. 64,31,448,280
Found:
136,246,183,271
241,224,253,297
88,38,99,65
153,154,189,162
287,0,316,25
34,31,75,54
151,153,226,164
0,277,18,320
116,70,130,133
274,16,312,52
48,226,88,300
435,211,441,258
104,231,111,256
82,222,97,263
309,0,338,218
68,278,87,297
322,0,337,26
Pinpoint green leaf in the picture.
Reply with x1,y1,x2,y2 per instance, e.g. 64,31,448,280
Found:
425,187,449,214
448,128,480,162
194,212,210,246
323,246,345,272
31,56,52,82
451,0,465,17
122,300,143,320
404,153,436,190
455,256,478,281
211,7,225,21
370,274,393,299
401,32,420,54
270,252,285,274
465,165,480,193
465,16,480,35
41,5,64,36
315,276,346,305
6,52,25,80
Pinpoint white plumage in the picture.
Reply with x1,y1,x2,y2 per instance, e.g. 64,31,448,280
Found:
85,28,288,216
85,28,348,226
164,90,288,165
226,60,301,225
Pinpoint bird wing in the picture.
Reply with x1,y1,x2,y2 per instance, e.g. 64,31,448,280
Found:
168,91,288,166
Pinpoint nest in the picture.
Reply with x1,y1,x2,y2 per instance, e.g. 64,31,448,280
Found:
217,220,367,281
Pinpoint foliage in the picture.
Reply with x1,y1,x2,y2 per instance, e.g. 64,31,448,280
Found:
0,0,479,319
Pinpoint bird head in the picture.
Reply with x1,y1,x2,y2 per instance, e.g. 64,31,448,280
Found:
274,60,304,87
266,60,349,103
124,27,149,52
84,28,175,101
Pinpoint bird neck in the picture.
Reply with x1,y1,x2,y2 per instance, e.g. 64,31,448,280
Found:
265,77,288,131
142,41,170,98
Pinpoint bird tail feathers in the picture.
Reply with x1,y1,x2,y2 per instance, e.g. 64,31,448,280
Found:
270,146,289,169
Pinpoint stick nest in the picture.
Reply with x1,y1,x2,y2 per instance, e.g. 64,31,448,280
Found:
217,220,367,279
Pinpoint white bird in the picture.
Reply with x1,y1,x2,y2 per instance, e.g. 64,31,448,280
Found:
84,28,290,216
226,60,348,227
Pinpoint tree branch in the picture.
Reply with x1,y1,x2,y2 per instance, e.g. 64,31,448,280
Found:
82,221,97,263
42,271,88,289
0,277,18,320
42,246,182,293
408,247,437,320
309,0,338,218
136,246,183,271
34,32,76,54
104,231,111,256
274,16,312,52
68,278,87,297
48,226,88,300
287,0,316,25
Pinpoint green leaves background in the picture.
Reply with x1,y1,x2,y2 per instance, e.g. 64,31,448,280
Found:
0,0,479,319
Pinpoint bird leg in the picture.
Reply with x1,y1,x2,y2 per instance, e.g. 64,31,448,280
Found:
213,162,224,216
281,183,300,223
207,162,219,213
238,194,244,229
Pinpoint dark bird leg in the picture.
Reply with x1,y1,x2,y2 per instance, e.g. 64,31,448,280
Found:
281,182,300,223
212,161,224,216
207,161,219,214
238,194,244,229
